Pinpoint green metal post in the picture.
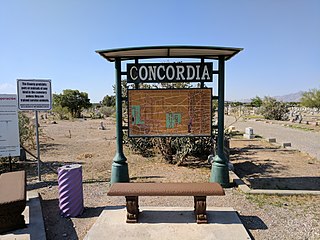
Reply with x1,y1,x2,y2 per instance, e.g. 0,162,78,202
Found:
111,58,129,183
210,56,230,187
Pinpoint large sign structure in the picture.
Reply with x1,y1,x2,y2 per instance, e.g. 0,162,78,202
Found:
0,94,20,157
96,46,242,186
128,89,212,137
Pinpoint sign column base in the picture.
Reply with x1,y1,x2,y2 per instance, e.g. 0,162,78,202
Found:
210,155,230,187
110,154,129,183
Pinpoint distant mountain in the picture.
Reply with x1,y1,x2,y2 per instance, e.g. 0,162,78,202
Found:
273,91,304,102
232,91,305,103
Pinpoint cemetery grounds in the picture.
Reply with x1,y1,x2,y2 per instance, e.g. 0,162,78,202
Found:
1,116,319,239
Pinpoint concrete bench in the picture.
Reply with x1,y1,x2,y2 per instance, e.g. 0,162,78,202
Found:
108,182,225,224
0,171,26,234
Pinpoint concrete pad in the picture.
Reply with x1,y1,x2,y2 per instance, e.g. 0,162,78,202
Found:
0,191,46,240
85,206,251,240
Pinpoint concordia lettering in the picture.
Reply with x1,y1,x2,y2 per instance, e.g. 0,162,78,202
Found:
127,62,213,83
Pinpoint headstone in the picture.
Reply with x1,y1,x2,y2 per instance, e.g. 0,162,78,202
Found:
283,142,291,148
243,127,254,139
226,126,236,133
99,121,106,130
268,138,276,143
229,126,236,131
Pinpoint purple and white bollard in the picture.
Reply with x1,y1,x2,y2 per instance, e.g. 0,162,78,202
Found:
58,164,84,217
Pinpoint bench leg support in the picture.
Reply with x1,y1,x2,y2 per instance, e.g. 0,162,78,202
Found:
194,196,207,224
125,196,139,223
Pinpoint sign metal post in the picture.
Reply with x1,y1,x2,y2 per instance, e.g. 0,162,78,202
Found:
35,110,41,181
210,56,230,187
110,58,129,183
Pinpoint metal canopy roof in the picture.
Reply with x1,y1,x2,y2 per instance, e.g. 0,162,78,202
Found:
96,45,243,62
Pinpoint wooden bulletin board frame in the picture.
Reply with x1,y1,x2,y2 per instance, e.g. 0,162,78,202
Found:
128,88,212,137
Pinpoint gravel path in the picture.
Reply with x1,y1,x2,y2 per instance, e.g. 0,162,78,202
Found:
225,116,320,160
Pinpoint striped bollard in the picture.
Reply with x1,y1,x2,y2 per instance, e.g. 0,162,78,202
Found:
58,164,84,217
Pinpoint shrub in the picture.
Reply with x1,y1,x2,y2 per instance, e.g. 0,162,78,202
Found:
52,105,71,120
18,112,36,149
259,97,289,120
156,137,212,165
300,88,320,110
124,136,155,158
100,106,115,118
124,135,212,165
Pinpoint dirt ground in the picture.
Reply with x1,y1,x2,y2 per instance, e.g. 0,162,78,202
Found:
231,138,320,190
1,117,320,239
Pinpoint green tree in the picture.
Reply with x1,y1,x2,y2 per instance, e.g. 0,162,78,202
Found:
101,95,116,107
300,88,320,110
250,96,263,107
53,90,92,118
52,94,70,119
259,97,289,120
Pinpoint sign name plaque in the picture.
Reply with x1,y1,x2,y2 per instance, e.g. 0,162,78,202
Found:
127,62,213,83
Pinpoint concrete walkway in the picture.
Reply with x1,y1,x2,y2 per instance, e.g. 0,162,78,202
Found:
85,206,251,240
225,116,320,160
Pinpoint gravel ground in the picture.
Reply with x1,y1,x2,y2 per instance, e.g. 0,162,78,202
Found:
8,118,319,240
225,115,320,160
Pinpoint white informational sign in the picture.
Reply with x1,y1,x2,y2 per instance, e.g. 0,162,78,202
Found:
0,94,20,157
17,79,52,110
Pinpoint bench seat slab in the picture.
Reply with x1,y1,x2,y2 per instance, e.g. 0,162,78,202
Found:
108,183,224,196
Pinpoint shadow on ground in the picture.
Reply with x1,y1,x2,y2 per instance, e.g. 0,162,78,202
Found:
233,161,286,177
231,144,320,190
239,214,268,240
248,177,320,190
27,180,59,191
1,160,85,188
130,176,165,182
40,198,79,240
79,206,105,219
238,215,268,230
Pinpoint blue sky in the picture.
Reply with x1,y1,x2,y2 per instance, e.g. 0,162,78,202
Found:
0,0,319,102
